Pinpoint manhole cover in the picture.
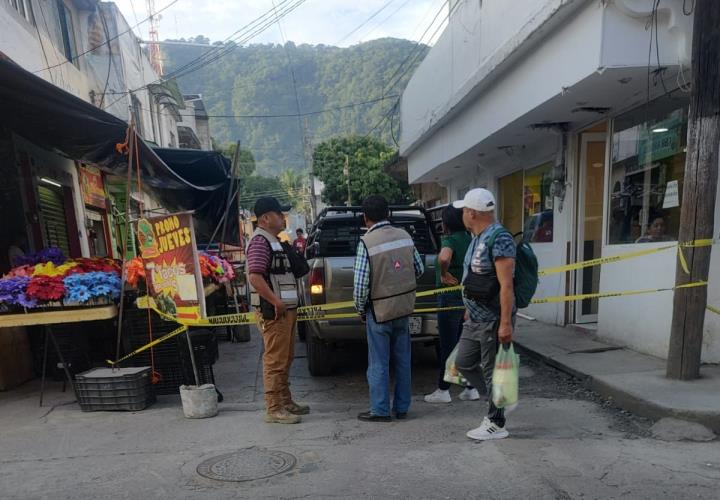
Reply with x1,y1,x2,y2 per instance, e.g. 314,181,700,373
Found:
196,448,296,482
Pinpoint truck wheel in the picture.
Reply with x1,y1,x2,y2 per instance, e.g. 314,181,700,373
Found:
307,334,333,376
297,321,307,342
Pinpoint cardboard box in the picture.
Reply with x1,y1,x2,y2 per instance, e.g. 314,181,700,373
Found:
0,326,34,391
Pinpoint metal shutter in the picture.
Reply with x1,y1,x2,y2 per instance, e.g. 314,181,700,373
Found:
38,185,71,256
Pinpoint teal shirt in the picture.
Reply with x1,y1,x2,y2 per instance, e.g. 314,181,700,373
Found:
435,230,472,288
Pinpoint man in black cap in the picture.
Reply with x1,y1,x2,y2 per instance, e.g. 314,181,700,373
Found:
247,196,309,424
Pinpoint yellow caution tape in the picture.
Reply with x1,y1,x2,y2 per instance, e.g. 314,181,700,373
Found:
538,239,713,277
112,238,715,365
106,324,188,366
530,281,707,304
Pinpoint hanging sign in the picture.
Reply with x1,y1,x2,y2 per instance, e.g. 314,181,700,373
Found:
79,165,107,208
137,212,206,321
662,180,680,209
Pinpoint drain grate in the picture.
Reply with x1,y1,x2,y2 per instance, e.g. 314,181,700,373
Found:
196,448,297,482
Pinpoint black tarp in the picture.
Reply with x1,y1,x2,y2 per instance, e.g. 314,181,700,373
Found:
0,53,238,243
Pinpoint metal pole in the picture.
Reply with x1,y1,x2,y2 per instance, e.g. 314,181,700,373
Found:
344,154,351,206
114,120,136,368
185,329,200,386
220,140,241,251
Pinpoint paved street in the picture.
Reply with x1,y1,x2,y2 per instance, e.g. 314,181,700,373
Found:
0,330,718,500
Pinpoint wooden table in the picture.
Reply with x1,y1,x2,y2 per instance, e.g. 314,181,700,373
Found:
0,305,119,406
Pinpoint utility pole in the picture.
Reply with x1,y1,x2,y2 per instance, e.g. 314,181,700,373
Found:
666,0,720,380
344,154,351,206
303,118,316,221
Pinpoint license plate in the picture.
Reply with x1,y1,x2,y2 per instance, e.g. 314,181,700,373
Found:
408,316,422,335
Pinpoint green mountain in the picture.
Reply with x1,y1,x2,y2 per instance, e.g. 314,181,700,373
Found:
161,37,427,176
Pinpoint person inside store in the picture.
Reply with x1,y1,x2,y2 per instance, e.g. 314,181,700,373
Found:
247,196,309,424
6,231,27,267
292,228,307,255
635,213,673,243
453,188,516,441
353,195,424,422
424,204,478,404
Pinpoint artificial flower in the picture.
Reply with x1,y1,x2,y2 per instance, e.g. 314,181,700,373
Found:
26,276,65,301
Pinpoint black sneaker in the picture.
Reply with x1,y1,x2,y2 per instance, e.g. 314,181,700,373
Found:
394,412,407,420
357,411,391,422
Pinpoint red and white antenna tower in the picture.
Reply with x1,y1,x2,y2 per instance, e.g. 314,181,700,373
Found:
146,0,163,75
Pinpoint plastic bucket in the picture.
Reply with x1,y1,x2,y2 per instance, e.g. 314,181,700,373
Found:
179,384,218,418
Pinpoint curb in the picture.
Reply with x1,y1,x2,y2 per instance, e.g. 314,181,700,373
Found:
514,341,720,434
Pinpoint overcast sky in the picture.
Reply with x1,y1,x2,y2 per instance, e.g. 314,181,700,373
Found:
112,0,446,47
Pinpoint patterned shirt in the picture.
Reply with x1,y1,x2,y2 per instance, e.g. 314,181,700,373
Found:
462,222,516,322
246,234,272,277
353,221,425,314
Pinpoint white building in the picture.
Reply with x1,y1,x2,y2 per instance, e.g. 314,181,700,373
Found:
0,1,183,266
400,0,719,363
178,94,212,150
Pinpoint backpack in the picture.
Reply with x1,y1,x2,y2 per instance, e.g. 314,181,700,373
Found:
487,228,539,309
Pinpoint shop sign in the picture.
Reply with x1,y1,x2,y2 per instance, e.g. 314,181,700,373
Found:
634,116,683,172
79,165,107,208
137,212,206,321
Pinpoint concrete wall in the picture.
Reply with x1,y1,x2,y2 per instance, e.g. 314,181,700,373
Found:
400,0,589,164
0,1,94,100
404,0,602,184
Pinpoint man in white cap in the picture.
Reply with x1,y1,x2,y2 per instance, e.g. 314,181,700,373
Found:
452,188,516,440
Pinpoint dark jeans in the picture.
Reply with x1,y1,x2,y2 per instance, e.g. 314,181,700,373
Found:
436,292,467,391
455,319,505,427
366,310,412,417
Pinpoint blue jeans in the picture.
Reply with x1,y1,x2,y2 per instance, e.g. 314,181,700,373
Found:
366,310,412,416
437,292,466,390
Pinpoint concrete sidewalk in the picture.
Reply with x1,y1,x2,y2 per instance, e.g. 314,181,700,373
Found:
514,319,720,433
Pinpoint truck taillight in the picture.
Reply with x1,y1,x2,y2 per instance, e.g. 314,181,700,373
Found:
309,267,325,304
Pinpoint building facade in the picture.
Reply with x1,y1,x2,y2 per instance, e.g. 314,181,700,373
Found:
399,0,719,363
0,1,208,270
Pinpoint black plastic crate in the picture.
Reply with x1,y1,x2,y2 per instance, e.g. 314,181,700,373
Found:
75,367,155,412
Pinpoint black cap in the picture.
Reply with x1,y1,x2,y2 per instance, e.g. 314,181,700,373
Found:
254,196,291,217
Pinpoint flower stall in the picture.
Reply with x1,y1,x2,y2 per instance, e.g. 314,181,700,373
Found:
0,248,121,403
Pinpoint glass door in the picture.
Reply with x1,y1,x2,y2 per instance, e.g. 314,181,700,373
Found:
576,133,606,323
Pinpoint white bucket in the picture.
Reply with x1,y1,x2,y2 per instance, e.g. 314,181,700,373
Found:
179,384,219,418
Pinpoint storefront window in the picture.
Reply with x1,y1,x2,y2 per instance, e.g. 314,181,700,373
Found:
609,97,689,244
522,163,554,243
498,163,554,243
498,170,523,235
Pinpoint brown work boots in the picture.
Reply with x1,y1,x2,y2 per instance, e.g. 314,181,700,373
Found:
264,401,310,424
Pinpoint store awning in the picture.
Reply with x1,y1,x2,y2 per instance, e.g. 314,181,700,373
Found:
0,53,238,243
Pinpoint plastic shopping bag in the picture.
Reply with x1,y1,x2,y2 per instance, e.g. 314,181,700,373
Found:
443,345,468,386
492,342,519,409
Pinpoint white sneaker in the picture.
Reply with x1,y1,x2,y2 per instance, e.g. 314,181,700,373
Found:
466,417,509,441
424,388,451,404
458,388,480,401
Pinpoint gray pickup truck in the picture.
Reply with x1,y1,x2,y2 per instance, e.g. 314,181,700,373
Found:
298,206,439,375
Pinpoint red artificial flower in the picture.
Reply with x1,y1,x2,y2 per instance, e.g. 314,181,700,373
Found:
26,276,65,301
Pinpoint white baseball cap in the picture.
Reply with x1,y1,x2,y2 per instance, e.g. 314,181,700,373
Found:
452,188,496,212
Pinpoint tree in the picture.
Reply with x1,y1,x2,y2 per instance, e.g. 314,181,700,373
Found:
312,136,412,206
215,140,256,178
279,169,308,212
237,175,286,211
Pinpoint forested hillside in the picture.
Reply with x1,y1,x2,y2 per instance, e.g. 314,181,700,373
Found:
162,37,427,175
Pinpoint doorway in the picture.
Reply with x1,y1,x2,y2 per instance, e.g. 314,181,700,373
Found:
575,131,606,323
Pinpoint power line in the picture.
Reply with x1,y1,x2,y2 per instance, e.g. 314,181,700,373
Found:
103,0,307,111
32,0,181,74
357,0,415,43
335,0,398,46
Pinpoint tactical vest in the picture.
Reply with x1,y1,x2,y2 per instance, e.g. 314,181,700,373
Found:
249,227,298,309
361,224,417,322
